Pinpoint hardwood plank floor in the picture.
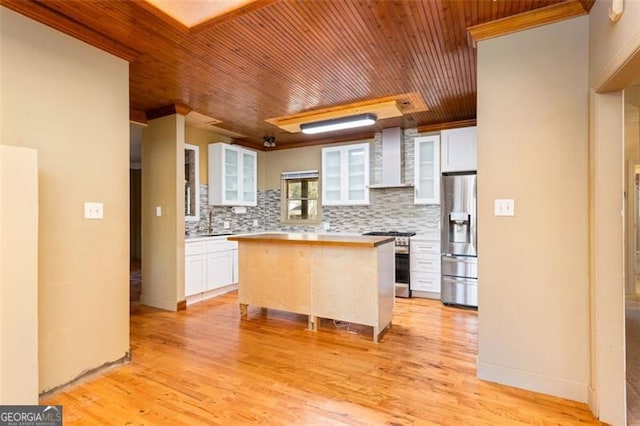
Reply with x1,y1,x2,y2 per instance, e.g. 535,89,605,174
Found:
41,292,602,425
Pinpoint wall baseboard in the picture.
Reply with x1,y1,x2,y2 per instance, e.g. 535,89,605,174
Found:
186,284,238,306
588,385,597,417
140,294,178,311
39,352,130,397
477,361,589,403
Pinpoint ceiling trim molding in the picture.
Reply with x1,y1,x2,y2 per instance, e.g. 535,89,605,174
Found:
467,0,588,42
189,0,279,34
1,0,140,62
578,0,596,13
146,103,193,120
417,119,477,133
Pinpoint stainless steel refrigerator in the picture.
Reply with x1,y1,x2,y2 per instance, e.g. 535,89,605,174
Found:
441,172,478,308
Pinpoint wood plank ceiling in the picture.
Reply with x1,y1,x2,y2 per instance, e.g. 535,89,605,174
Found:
1,0,594,151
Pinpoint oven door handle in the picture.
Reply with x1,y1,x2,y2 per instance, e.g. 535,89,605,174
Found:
395,246,409,255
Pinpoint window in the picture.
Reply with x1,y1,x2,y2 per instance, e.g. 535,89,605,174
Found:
184,144,200,221
281,170,320,224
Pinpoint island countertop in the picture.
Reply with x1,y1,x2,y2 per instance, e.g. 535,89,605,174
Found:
227,232,394,248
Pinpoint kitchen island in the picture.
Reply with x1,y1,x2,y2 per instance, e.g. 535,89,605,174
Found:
227,233,395,342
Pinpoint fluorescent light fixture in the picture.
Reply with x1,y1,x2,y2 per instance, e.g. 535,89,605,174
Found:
300,113,377,135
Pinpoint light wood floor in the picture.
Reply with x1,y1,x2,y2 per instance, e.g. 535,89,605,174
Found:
41,293,601,425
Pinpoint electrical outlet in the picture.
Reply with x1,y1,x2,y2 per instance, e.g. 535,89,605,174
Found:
223,221,230,229
84,202,104,219
253,219,259,227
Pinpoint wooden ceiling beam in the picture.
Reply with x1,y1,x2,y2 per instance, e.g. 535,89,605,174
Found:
467,0,588,42
417,119,477,134
146,103,193,120
130,110,147,125
0,0,140,61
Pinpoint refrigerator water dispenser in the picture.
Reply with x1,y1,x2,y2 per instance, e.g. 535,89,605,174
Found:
448,212,470,243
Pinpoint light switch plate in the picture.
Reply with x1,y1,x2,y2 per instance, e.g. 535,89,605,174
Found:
84,202,104,219
494,199,515,216
155,206,162,217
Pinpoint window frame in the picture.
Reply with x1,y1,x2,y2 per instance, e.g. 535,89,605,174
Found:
184,143,200,222
280,170,321,226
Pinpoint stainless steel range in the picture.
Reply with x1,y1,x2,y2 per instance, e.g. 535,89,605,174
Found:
362,231,416,297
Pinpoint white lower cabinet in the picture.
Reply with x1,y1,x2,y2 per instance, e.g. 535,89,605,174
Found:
185,253,206,296
411,271,441,293
186,237,238,304
410,238,441,299
205,240,234,291
206,250,233,291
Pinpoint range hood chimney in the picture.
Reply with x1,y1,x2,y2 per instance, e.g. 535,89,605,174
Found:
369,127,413,189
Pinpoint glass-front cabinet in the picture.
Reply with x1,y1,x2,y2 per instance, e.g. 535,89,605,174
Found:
414,135,440,204
209,143,257,206
323,150,342,203
242,151,256,204
321,142,370,205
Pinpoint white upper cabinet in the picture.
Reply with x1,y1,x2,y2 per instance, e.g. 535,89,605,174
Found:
209,143,257,206
322,142,370,205
414,135,440,204
440,126,477,172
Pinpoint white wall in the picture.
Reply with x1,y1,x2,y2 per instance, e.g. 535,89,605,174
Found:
1,8,130,393
588,0,640,423
0,145,38,404
476,16,590,402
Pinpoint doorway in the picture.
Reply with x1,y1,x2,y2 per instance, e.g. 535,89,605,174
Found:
624,78,640,424
130,123,143,313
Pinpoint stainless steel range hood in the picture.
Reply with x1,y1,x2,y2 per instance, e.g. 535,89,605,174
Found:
369,127,413,189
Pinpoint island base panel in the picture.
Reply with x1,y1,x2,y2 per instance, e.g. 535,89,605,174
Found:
235,237,395,342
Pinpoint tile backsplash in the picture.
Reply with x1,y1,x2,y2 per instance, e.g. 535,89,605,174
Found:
186,185,440,236
186,128,440,236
